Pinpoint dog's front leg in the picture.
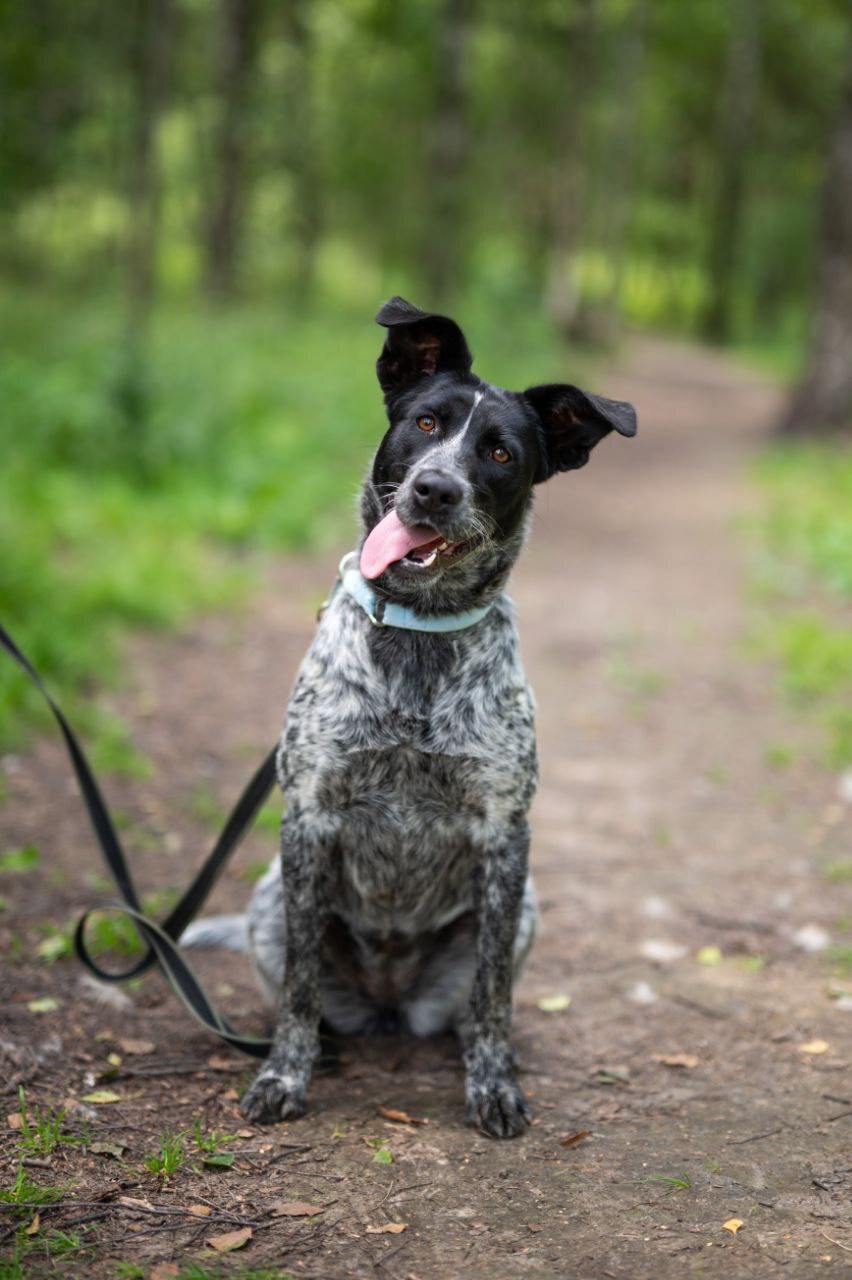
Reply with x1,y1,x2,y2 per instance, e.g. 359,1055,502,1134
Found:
241,815,327,1124
464,823,532,1139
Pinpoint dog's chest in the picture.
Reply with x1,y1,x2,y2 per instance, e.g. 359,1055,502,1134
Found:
280,595,538,931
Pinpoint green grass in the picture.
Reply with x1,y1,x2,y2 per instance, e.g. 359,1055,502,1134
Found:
15,1088,81,1156
753,445,852,766
0,845,40,873
647,1171,692,1192
0,288,575,752
143,1129,189,1181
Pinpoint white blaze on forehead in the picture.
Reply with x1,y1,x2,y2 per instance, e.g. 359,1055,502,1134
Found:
428,389,485,464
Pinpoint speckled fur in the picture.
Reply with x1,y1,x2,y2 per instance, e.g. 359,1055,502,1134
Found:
192,298,636,1137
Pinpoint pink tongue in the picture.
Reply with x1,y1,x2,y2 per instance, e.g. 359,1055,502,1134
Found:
360,510,440,579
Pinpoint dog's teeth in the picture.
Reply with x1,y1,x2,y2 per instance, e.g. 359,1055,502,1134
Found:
437,541,448,551
421,548,438,566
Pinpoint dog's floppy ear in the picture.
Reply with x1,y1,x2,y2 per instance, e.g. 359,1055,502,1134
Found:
524,383,637,482
375,296,474,403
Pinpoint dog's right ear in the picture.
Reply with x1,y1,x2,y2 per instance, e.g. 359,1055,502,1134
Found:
375,297,474,405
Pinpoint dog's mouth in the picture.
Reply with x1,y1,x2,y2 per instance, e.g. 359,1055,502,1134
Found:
360,510,470,580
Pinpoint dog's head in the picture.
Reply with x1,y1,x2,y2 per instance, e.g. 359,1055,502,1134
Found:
360,297,637,611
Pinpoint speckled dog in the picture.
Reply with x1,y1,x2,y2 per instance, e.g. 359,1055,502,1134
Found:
183,297,636,1137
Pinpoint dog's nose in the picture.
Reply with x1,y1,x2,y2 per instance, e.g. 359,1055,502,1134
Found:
412,470,463,513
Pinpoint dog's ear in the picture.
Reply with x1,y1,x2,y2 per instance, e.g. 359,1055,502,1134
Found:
375,296,474,403
524,383,637,482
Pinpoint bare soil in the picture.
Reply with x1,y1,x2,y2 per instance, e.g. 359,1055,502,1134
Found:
2,338,851,1279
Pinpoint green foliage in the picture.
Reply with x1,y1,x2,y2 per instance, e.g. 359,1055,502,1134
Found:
16,1087,80,1156
143,1129,189,1181
754,445,852,765
0,1164,64,1213
0,845,39,873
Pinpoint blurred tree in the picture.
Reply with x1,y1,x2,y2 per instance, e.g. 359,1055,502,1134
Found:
126,0,173,327
701,0,761,343
203,0,262,300
782,44,852,434
422,0,474,305
279,0,321,301
544,0,597,341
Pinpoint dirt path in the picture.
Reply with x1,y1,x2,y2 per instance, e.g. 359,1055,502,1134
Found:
2,338,851,1278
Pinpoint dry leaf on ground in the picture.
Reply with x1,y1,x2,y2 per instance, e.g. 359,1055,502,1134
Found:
652,1052,699,1069
149,1264,180,1280
24,1214,39,1236
270,1201,324,1218
722,1218,743,1235
205,1226,252,1252
27,997,58,1013
6,1113,22,1130
187,1204,212,1217
798,1039,829,1055
366,1222,408,1234
559,1130,591,1149
81,1090,121,1104
378,1105,426,1125
536,993,572,1013
119,1038,155,1055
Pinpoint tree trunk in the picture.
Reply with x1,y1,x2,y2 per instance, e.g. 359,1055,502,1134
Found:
282,0,321,302
421,0,473,308
126,0,172,333
781,51,852,435
700,0,761,344
545,0,596,342
203,0,261,302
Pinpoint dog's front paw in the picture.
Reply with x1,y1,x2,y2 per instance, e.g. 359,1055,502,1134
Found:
465,1070,531,1139
240,1070,308,1125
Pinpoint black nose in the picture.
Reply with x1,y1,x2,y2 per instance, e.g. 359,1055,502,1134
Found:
412,470,463,513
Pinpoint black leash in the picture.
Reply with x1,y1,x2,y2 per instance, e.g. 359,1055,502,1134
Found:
0,620,278,1058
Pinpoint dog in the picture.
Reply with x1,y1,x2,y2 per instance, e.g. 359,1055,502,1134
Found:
182,297,636,1137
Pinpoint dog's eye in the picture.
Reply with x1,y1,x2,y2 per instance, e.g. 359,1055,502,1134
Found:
491,446,512,464
416,414,437,433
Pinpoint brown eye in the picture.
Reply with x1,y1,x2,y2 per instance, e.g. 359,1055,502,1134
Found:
416,414,437,433
491,446,511,464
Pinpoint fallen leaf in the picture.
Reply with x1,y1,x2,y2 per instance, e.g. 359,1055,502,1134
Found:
640,939,688,964
236,1128,254,1138
205,1227,252,1252
590,1066,630,1087
536,993,572,1013
559,1130,591,1149
696,945,723,966
798,1039,829,1055
722,1218,743,1235
82,1090,122,1104
202,1154,235,1169
118,1196,155,1211
373,1147,394,1165
207,1054,239,1071
187,1204,212,1217
27,997,58,1013
24,1213,39,1236
6,1112,22,1130
366,1222,408,1234
119,1038,155,1055
107,1052,122,1067
270,1201,324,1218
377,1105,426,1126
149,1265,180,1280
90,1141,126,1159
653,1052,699,1069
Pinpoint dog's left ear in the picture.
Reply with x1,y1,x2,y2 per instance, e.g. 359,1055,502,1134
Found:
524,383,637,482
375,296,474,405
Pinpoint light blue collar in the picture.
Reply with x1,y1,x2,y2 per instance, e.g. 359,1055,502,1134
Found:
337,552,496,632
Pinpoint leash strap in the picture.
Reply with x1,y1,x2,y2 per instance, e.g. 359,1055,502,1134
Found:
0,620,276,1058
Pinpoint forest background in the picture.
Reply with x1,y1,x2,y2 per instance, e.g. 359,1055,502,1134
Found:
1,0,851,763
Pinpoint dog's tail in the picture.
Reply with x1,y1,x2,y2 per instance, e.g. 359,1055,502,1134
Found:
180,915,249,953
